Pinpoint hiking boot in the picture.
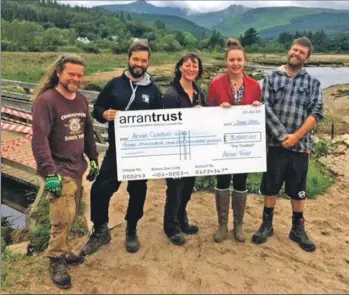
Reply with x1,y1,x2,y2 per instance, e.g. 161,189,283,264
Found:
289,217,316,252
181,211,199,234
168,233,185,246
125,227,139,253
80,223,111,256
49,256,71,289
64,252,84,265
181,224,199,234
251,212,274,244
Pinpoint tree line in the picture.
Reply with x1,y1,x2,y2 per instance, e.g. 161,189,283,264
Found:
239,28,349,53
2,0,348,53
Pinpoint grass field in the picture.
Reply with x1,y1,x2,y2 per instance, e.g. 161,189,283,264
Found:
2,51,349,84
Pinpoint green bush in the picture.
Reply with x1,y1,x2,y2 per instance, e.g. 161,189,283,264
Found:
1,237,7,253
307,159,334,198
1,40,17,51
58,45,82,53
194,159,334,200
111,39,133,54
195,176,216,192
28,199,51,253
43,45,58,52
79,44,101,54
312,140,329,158
246,173,262,194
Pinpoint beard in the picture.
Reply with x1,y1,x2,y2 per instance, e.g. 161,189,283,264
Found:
128,64,147,79
59,80,80,93
287,54,304,69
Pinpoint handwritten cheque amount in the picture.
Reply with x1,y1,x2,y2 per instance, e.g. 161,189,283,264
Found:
114,105,266,181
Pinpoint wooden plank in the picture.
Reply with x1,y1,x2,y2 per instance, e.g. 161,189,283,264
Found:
2,199,27,214
94,130,105,144
1,157,37,175
96,142,108,153
80,89,99,101
1,164,38,188
1,79,36,90
1,96,33,112
1,90,32,101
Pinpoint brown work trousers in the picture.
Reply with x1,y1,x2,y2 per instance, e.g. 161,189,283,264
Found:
46,176,82,258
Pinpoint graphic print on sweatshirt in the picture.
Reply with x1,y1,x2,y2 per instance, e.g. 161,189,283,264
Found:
61,112,86,141
142,93,150,103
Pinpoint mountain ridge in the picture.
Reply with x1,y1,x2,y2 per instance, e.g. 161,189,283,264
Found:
97,1,349,38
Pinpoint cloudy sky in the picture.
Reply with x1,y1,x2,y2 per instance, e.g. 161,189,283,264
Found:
59,0,349,13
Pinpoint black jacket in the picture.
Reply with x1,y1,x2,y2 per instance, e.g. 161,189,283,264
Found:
93,72,163,150
163,79,206,109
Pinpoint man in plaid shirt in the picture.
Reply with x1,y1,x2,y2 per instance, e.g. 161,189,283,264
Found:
252,37,323,252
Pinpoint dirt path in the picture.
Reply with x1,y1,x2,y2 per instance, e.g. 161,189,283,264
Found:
11,142,348,294
3,85,349,294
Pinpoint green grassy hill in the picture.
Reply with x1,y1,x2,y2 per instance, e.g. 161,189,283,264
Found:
213,7,340,37
258,12,349,39
129,13,212,37
98,0,187,17
185,5,250,29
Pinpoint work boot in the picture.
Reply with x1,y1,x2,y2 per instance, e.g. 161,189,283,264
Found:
214,189,230,243
168,233,185,246
49,256,71,289
231,190,247,242
64,252,84,265
289,217,316,252
125,227,139,253
251,212,274,244
80,223,111,256
180,210,199,234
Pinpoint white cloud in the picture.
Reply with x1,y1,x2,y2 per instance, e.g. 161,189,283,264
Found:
58,0,349,12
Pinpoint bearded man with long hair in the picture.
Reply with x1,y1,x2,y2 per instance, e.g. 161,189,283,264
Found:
32,54,99,289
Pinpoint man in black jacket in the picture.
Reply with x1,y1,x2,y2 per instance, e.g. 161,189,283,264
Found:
81,41,163,255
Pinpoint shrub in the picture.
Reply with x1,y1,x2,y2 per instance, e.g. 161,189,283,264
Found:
58,45,82,53
111,39,133,54
307,159,334,198
43,45,58,52
195,176,216,192
79,44,101,54
312,140,329,158
194,159,334,200
1,40,17,51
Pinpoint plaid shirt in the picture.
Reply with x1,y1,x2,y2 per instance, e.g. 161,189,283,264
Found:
262,65,323,153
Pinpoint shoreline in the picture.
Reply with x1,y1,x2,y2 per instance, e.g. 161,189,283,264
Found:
252,61,346,67
246,53,349,67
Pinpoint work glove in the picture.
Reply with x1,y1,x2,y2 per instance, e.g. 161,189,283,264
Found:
86,160,99,182
45,174,62,198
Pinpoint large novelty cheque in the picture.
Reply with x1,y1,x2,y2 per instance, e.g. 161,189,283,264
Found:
114,105,266,181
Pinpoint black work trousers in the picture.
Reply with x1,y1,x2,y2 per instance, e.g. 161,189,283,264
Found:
90,149,147,230
163,177,195,237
